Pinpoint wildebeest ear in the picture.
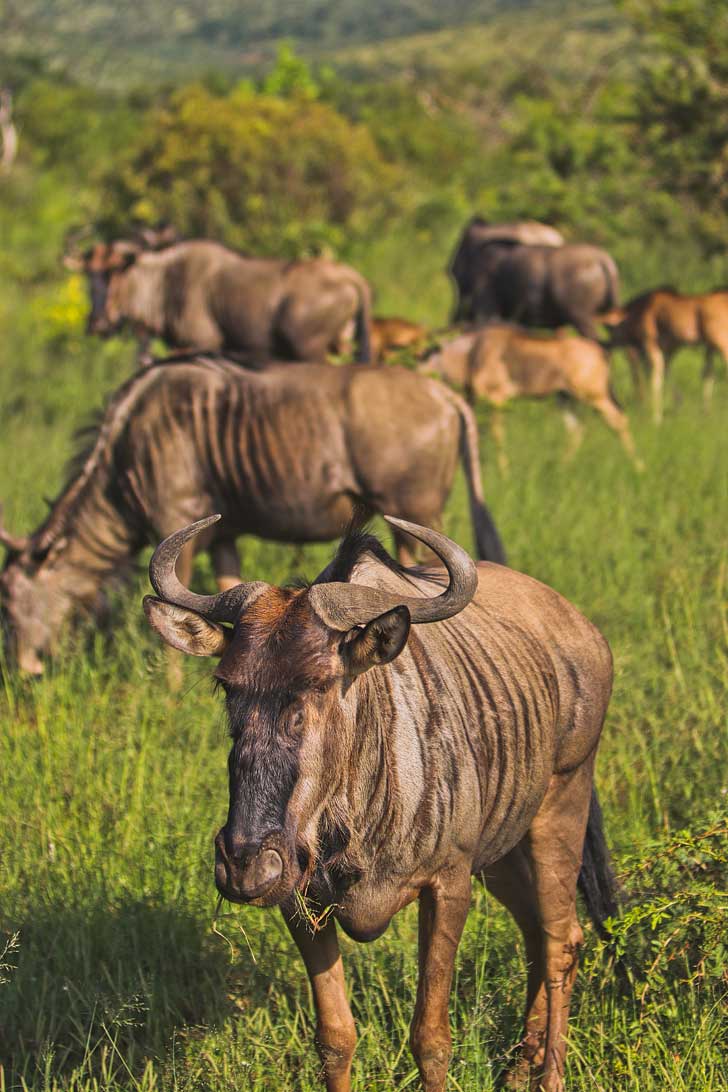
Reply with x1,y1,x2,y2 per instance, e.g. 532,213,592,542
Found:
342,606,411,676
143,596,231,657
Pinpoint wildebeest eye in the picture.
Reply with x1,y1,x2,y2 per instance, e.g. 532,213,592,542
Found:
214,678,232,698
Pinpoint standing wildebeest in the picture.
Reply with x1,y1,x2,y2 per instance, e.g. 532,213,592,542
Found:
371,316,426,362
453,239,619,339
449,217,565,322
601,287,728,423
64,238,372,364
0,357,504,675
420,326,640,470
143,513,616,1092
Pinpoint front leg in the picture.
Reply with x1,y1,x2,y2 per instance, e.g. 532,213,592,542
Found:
283,910,357,1092
410,867,472,1092
211,538,241,591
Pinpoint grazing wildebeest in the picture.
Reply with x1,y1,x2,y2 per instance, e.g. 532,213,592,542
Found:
449,217,565,322
64,238,372,364
0,357,504,675
143,513,617,1092
601,287,728,423
420,326,640,471
453,239,619,339
371,316,426,362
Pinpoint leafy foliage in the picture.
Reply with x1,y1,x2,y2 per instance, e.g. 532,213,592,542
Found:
622,0,728,249
100,82,404,255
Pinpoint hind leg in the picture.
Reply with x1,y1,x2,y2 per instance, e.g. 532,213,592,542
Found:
211,539,241,591
480,847,546,1089
625,347,646,402
645,340,666,424
557,395,584,462
589,396,643,469
484,764,595,1091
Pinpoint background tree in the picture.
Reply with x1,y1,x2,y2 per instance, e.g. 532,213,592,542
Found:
623,0,728,248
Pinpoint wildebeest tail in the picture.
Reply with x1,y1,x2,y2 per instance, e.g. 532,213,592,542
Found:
354,282,372,364
578,788,619,940
443,388,506,564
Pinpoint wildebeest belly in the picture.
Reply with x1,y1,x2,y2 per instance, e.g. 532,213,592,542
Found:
505,350,566,395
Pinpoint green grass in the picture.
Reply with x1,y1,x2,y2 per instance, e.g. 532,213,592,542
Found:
1,249,727,1091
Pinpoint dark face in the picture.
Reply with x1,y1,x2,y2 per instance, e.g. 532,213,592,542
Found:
83,242,137,337
144,582,411,911
86,270,114,336
0,553,72,675
212,589,344,909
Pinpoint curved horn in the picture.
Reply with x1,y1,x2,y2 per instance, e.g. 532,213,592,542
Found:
308,516,478,631
148,515,269,623
0,504,29,553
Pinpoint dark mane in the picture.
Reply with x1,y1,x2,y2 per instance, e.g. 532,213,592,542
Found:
624,285,678,308
30,361,175,554
313,517,436,588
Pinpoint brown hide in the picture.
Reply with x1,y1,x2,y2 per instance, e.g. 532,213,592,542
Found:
602,287,728,421
0,358,504,674
420,325,639,466
371,316,426,362
82,239,373,363
143,517,615,1092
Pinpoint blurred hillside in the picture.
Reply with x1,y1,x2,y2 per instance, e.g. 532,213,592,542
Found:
1,1,621,87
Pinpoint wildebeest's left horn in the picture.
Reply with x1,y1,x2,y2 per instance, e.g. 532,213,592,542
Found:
308,516,478,630
0,503,29,553
148,516,269,622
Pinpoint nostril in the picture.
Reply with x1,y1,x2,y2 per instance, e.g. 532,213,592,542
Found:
245,848,283,895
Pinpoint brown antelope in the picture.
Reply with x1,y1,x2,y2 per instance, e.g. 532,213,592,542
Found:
370,316,426,362
0,357,504,676
601,287,728,423
420,325,640,472
143,514,617,1092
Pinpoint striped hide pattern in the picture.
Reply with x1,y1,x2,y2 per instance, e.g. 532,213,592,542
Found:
0,357,504,675
143,515,616,1092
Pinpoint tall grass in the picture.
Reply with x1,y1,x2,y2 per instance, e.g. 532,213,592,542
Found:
0,249,727,1090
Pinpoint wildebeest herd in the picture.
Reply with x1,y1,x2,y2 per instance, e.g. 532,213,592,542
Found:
1,215,723,1091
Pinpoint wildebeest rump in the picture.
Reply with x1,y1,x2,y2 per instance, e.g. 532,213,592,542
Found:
65,238,373,363
449,217,565,322
601,286,728,423
144,514,616,1092
454,240,619,339
0,357,504,675
420,325,640,469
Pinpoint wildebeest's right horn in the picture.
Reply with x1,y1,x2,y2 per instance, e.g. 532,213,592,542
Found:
0,503,29,553
308,517,478,630
148,516,269,623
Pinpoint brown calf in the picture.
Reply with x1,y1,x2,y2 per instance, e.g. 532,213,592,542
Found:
420,325,640,472
602,287,728,423
371,316,426,362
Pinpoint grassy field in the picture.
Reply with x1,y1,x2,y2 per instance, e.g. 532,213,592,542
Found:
0,248,727,1092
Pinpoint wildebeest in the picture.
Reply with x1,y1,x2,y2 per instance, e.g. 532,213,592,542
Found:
449,217,565,322
453,239,619,339
0,357,504,675
601,287,728,423
420,325,640,470
143,513,616,1092
371,316,426,362
64,238,372,364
